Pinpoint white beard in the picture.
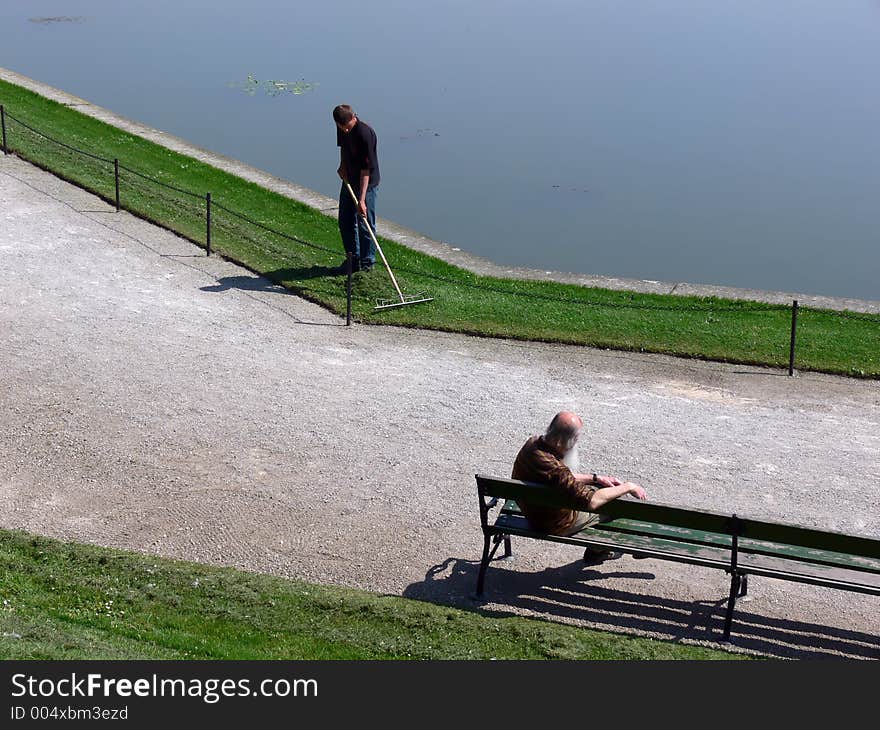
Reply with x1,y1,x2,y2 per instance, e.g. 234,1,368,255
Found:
562,445,580,473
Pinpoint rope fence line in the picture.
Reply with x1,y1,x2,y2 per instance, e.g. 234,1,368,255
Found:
211,199,339,256
119,171,208,213
210,205,337,266
797,308,880,324
6,110,114,164
392,259,880,321
118,163,206,200
1,104,877,375
391,264,797,315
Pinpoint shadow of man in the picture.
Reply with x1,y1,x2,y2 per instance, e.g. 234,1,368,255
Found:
263,265,340,283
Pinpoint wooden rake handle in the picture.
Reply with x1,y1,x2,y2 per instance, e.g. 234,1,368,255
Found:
345,183,405,303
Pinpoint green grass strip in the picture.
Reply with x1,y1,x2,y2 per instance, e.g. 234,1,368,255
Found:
1,78,877,377
0,529,743,660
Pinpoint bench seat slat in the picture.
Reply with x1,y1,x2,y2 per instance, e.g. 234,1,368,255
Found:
492,515,880,593
736,553,880,594
601,519,880,575
502,500,733,552
501,500,880,575
493,513,733,570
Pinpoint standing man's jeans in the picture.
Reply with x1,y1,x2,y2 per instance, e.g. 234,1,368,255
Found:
338,183,378,269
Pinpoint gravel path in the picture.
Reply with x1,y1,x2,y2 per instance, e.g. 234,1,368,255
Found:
2,154,878,658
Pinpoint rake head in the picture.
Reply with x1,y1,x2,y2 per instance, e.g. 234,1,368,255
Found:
374,293,434,311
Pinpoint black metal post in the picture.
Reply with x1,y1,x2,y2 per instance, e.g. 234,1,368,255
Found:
789,299,799,376
345,251,353,325
206,193,212,256
723,514,741,642
1,105,7,155
114,159,120,212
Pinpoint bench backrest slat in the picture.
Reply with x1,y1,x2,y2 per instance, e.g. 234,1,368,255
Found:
475,474,880,561
476,474,732,534
737,519,880,561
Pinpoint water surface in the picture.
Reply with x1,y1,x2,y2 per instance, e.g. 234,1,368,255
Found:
2,1,879,300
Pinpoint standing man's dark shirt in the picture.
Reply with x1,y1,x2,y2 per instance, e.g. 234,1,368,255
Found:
337,120,380,187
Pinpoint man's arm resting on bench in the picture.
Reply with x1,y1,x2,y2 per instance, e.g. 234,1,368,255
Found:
585,482,648,510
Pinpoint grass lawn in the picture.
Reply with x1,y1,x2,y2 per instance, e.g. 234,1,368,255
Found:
0,529,744,660
1,79,878,377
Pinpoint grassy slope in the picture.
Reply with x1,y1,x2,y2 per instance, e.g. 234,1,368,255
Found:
1,78,877,377
0,529,743,660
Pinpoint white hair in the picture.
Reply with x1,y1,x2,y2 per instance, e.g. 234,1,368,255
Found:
561,444,580,473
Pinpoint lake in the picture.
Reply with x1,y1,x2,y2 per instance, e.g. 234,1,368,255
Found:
2,0,879,300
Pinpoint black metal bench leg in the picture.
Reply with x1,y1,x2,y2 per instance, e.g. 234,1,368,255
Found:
738,574,749,598
723,572,741,641
503,535,512,558
475,534,492,597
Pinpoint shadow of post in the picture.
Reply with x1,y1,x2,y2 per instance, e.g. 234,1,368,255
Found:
200,266,340,294
402,556,880,660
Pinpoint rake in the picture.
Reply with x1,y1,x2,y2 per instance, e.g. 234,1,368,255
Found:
345,183,434,310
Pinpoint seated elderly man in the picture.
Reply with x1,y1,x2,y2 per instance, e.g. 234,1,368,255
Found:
512,411,647,560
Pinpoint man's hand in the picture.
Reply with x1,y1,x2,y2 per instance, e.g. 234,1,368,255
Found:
586,480,646,511
596,474,622,488
357,199,367,218
625,483,648,500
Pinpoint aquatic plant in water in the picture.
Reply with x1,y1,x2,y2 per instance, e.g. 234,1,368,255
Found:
28,17,86,24
228,74,318,97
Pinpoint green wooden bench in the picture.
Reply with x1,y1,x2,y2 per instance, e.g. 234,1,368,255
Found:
475,474,880,641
